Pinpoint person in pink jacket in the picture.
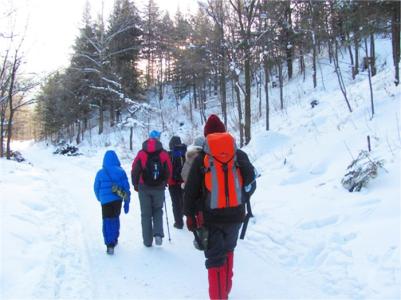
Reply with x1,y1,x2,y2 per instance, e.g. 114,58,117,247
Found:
131,130,172,247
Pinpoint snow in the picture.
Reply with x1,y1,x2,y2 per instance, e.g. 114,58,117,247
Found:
1,37,400,299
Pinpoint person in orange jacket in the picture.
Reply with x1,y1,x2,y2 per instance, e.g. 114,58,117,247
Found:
183,115,256,299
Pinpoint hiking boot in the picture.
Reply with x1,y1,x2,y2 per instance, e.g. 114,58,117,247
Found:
106,246,114,255
155,236,163,246
174,223,183,229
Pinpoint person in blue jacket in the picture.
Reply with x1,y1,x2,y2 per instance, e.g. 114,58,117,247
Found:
94,150,131,255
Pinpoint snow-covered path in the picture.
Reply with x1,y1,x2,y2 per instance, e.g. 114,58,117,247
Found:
1,144,208,299
1,143,333,300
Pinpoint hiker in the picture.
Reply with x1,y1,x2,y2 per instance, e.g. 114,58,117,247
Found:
168,136,187,229
131,130,172,247
180,135,205,189
183,114,256,299
94,150,131,255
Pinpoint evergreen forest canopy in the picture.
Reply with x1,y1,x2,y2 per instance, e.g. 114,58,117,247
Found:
2,0,399,156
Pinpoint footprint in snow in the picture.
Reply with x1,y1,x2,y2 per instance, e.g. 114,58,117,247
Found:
331,232,357,245
299,215,339,230
355,198,381,206
21,200,48,212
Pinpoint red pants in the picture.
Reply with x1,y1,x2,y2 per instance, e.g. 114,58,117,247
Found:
208,251,234,300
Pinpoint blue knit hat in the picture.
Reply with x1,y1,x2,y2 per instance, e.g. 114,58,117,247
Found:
149,130,161,139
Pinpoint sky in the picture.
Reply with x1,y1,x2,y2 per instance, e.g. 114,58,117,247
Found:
1,0,198,75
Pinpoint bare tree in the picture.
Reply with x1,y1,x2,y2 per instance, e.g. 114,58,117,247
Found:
392,1,400,86
229,0,258,145
205,0,228,127
4,49,37,158
364,37,374,119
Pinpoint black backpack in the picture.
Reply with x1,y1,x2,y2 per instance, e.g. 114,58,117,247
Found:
171,144,186,181
142,151,166,186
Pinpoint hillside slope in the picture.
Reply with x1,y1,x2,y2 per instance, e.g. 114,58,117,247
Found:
1,37,399,299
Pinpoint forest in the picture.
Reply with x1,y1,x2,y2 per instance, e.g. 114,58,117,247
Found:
1,0,400,158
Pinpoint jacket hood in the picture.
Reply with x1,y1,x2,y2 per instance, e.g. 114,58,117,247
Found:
169,136,182,150
185,145,202,160
142,138,163,153
103,150,121,168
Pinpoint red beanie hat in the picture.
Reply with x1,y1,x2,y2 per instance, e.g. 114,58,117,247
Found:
204,114,226,137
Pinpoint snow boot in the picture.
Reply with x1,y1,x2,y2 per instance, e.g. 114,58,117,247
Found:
106,246,114,255
208,265,227,300
226,251,234,295
155,235,163,246
174,223,183,229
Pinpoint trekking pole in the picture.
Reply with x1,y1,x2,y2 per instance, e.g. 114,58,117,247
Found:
240,170,261,240
164,200,171,242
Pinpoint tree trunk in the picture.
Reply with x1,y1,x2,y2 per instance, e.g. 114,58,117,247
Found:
158,94,165,131
189,93,193,123
159,56,163,100
264,57,270,131
220,43,227,127
99,100,104,135
76,121,81,144
109,100,115,127
69,124,74,144
346,32,355,79
129,126,133,151
258,72,262,118
286,2,293,80
354,31,359,76
392,1,400,86
81,119,85,142
220,71,227,127
312,35,317,88
6,55,17,159
244,53,251,145
214,73,218,95
334,40,353,113
193,80,197,109
370,33,376,77
328,36,333,64
365,37,374,119
309,1,317,88
233,74,244,147
0,106,5,157
278,60,284,110
6,110,14,159
300,49,305,80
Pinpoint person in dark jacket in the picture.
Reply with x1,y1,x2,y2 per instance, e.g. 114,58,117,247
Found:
168,135,187,229
94,150,131,255
131,130,172,247
183,115,256,300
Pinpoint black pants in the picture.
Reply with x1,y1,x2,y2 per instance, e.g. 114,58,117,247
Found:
204,222,242,269
102,200,122,219
168,185,184,227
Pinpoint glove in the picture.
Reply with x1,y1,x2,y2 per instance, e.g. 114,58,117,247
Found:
124,201,130,214
134,185,138,192
186,216,196,232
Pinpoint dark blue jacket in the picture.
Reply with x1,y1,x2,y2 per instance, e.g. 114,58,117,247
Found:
94,150,131,205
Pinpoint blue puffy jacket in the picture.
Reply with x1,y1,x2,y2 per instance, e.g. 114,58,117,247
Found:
94,150,131,205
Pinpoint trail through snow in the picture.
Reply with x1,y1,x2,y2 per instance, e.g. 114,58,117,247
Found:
2,144,321,299
2,37,399,300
